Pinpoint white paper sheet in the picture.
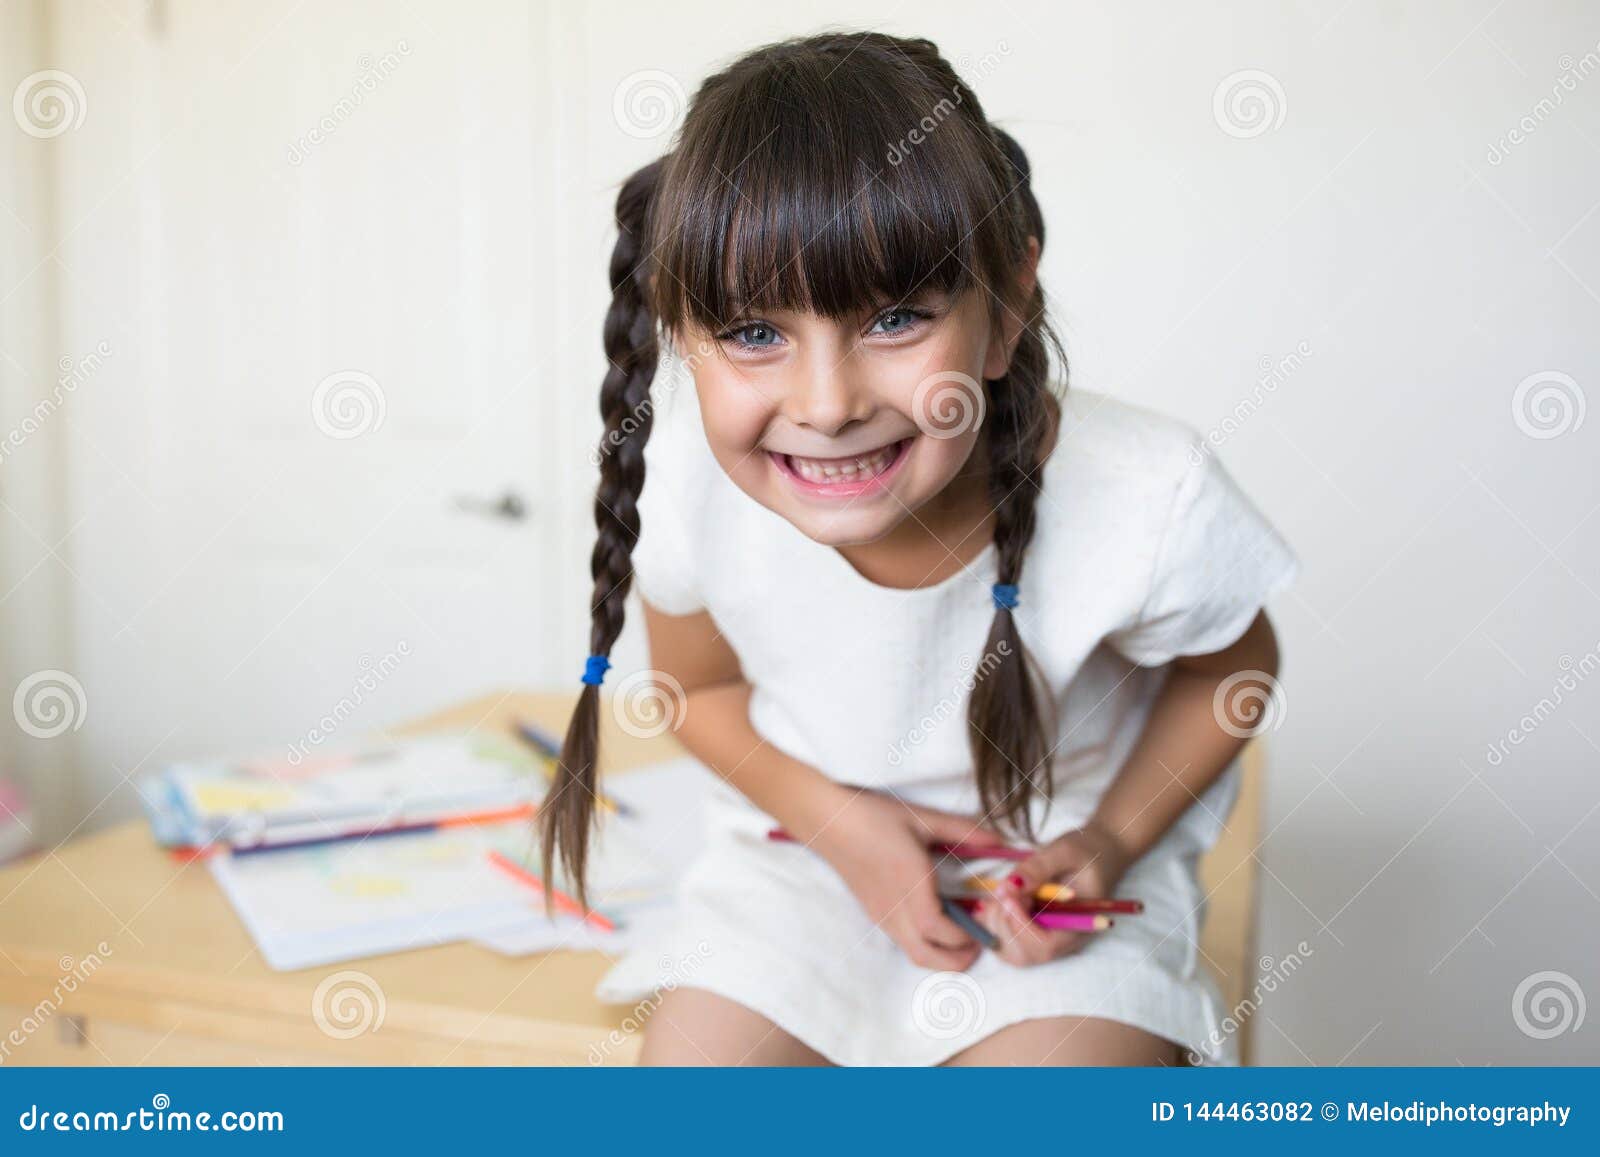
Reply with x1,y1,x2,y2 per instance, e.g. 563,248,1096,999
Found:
209,824,542,971
208,754,719,969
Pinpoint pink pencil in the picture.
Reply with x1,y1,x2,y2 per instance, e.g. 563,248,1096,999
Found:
1032,911,1113,932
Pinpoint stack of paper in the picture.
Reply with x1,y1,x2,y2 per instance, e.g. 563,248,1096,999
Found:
138,731,712,972
207,820,569,970
139,733,545,851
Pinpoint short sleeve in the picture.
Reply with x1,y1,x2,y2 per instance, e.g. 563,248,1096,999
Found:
1107,443,1299,667
631,479,705,615
628,375,707,617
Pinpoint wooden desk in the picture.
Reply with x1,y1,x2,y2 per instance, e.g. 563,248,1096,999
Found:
0,691,1261,1065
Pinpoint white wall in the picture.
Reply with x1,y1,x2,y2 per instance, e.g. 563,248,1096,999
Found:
0,0,78,841
8,0,1596,1064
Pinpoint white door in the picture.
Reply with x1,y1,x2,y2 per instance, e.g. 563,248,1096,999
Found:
48,1,581,821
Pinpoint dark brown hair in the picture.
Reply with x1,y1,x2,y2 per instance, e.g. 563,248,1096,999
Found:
541,31,1065,906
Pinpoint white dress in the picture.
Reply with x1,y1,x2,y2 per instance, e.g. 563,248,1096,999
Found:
594,364,1300,1066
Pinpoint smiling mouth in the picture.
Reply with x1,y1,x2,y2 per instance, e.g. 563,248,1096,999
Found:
768,437,913,494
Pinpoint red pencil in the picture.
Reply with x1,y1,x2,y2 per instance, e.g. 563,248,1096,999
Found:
1038,898,1143,915
946,895,1141,918
766,827,1030,862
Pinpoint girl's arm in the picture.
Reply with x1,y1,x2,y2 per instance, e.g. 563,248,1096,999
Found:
977,609,1282,965
642,600,1001,971
1092,608,1281,854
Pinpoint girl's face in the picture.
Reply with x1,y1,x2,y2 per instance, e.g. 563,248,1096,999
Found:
677,284,1027,548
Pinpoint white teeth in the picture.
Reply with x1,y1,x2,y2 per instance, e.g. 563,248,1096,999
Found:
785,442,901,484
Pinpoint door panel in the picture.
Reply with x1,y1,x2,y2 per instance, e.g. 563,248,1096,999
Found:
51,2,560,810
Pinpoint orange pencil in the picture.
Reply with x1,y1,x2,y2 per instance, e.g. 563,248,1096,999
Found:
437,802,536,829
965,874,1075,902
486,849,616,933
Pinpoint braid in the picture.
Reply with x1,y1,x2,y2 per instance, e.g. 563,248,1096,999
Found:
540,158,665,908
967,127,1064,841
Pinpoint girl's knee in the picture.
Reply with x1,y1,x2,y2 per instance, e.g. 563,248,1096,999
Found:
637,987,830,1066
947,1016,1181,1066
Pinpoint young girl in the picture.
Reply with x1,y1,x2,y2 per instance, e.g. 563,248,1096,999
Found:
542,31,1298,1066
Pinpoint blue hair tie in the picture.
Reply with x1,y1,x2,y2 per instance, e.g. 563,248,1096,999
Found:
991,583,1019,611
581,654,611,686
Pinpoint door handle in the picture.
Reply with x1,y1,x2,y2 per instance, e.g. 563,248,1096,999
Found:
452,490,528,522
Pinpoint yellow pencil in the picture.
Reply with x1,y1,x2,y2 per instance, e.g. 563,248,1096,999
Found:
965,874,1075,902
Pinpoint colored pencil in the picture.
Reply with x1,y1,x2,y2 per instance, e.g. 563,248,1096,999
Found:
765,828,1030,862
934,840,1031,862
1041,897,1143,915
965,874,1076,902
514,719,631,816
167,844,215,862
940,897,999,950
486,849,616,933
226,803,537,858
1032,911,1112,932
944,896,1118,933
962,876,1143,913
949,893,1142,918
436,803,537,829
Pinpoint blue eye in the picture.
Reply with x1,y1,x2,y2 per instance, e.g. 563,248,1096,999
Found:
720,321,782,348
869,307,929,336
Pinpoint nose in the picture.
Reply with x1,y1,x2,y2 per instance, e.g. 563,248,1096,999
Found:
785,347,873,437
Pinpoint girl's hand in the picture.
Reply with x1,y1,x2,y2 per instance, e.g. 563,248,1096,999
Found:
807,790,1005,972
974,818,1134,967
